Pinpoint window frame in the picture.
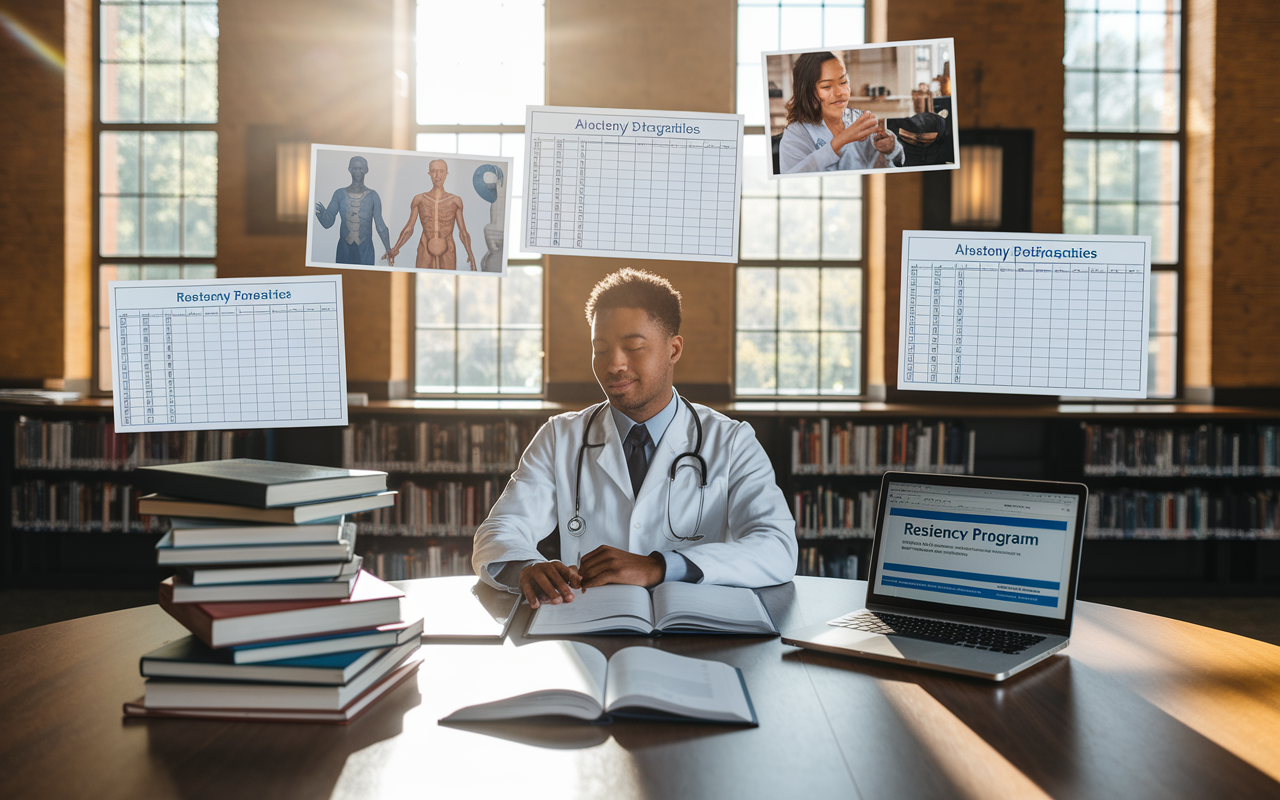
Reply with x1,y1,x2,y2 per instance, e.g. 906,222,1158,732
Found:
1063,2,1187,399
732,0,872,400
407,2,546,399
92,0,219,396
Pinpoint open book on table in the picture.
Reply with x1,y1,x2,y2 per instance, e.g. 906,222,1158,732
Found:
526,582,777,637
439,641,757,726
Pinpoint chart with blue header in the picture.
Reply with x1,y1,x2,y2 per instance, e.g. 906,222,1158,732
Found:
897,231,1151,399
109,275,348,433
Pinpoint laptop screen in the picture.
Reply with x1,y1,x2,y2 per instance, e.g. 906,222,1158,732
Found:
871,478,1082,621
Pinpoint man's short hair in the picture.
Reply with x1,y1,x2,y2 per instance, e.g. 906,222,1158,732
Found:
584,268,682,337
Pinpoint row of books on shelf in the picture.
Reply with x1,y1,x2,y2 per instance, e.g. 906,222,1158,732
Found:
1081,422,1280,476
351,478,504,537
13,417,265,470
1084,488,1280,539
791,419,974,475
11,480,165,532
342,418,541,473
797,548,860,580
793,487,878,539
360,544,475,582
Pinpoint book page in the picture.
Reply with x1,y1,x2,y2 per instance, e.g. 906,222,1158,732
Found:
526,584,654,635
604,646,752,724
438,641,608,722
651,583,774,632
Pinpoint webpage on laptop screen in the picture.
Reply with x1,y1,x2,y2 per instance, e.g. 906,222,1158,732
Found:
874,483,1080,620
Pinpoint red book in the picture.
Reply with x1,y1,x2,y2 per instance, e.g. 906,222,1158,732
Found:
158,570,403,648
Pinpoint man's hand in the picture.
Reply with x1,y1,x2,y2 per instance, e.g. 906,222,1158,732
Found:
872,122,896,154
518,560,581,609
380,248,398,266
579,545,665,589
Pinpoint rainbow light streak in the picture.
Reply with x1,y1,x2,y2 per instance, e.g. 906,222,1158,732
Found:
0,11,65,71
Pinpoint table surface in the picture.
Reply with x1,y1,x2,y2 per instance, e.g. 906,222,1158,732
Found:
1,576,1278,800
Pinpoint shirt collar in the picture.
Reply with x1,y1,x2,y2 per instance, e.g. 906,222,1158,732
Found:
609,387,679,445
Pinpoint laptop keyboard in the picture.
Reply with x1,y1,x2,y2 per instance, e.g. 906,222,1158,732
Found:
828,611,1047,655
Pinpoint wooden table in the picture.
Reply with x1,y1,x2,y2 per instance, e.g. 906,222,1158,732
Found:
1,576,1278,800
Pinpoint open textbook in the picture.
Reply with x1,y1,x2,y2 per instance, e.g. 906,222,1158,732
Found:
526,582,776,636
439,641,757,726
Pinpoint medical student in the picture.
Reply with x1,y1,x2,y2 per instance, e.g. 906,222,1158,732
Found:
472,268,798,607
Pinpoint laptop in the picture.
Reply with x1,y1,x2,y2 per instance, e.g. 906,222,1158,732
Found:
782,471,1088,681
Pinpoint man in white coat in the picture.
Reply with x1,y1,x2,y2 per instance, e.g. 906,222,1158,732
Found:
473,268,798,607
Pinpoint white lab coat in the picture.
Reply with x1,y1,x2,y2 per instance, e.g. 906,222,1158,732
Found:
472,399,798,589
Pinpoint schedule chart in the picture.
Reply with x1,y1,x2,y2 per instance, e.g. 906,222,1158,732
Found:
522,106,744,263
109,275,348,432
897,232,1151,399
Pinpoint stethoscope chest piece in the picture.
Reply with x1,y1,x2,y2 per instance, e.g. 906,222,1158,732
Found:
567,515,584,534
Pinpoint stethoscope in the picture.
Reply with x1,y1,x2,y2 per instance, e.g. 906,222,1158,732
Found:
566,397,707,542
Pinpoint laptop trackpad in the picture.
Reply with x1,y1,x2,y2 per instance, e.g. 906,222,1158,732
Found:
806,627,908,660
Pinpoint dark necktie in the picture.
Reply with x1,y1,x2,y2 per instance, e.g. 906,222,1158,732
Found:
625,424,652,498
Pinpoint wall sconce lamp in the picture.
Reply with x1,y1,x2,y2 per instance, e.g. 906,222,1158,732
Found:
246,126,311,235
275,141,311,224
951,144,1003,229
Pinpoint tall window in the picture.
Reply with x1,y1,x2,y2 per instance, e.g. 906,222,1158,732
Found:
735,1,866,397
96,0,219,392
1064,0,1181,397
412,0,544,395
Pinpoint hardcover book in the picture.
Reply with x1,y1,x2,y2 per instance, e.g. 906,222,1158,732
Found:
138,459,387,508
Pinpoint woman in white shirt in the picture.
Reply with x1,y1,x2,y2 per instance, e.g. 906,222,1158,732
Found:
778,51,903,174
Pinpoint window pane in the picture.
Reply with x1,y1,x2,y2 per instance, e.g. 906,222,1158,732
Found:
416,329,456,392
457,329,498,392
417,274,456,325
143,62,183,122
102,4,141,61
101,62,142,122
140,265,182,281
184,264,217,280
183,132,218,196
457,133,501,156
1095,202,1135,235
819,331,860,394
1136,140,1177,202
184,62,218,123
100,196,141,256
1064,11,1096,69
458,277,499,326
1096,70,1137,131
1096,140,1135,201
416,133,458,154
1137,10,1179,70
821,198,861,260
100,132,140,195
742,135,777,198
820,267,861,330
736,331,777,393
779,7,822,50
186,4,219,62
778,266,819,328
778,331,818,394
1137,71,1178,132
778,197,820,259
1138,202,1178,264
1096,11,1136,70
500,265,542,326
1063,139,1095,201
738,6,779,61
740,198,778,259
1064,71,1096,131
1147,333,1176,397
1063,201,1095,235
144,3,183,61
142,132,181,195
142,195,182,254
736,267,777,331
823,7,863,48
183,197,216,256
500,328,543,393
416,0,544,125
738,63,766,128
820,171,861,199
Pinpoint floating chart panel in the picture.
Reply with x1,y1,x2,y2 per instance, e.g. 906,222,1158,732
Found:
897,231,1151,399
522,106,744,263
110,275,348,432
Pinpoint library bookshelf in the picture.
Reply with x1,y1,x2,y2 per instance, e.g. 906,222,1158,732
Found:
3,399,1279,595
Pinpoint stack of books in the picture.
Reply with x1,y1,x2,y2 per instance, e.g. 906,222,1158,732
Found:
122,459,424,723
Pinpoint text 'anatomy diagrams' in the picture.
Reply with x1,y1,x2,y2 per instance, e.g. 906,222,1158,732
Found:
523,107,744,263
109,276,349,433
898,231,1152,399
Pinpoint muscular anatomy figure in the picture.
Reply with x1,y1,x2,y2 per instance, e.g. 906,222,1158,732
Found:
385,159,476,270
314,156,392,265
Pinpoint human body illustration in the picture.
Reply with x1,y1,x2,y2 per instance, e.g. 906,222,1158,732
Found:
314,156,392,265
385,159,477,270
